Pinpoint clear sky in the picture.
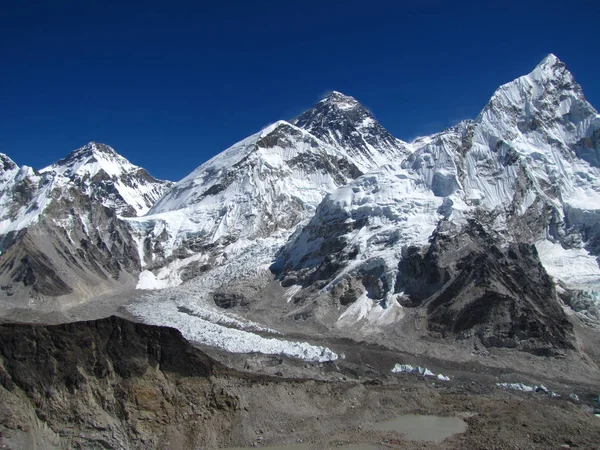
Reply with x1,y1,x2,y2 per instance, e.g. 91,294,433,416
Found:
1,0,599,182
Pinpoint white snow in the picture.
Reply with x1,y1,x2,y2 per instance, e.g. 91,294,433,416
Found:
137,270,181,290
496,382,536,392
126,121,360,272
535,240,600,289
128,296,338,362
496,382,559,397
337,293,405,327
41,142,170,216
0,168,55,235
283,285,302,303
391,363,450,380
283,165,442,327
127,232,342,361
0,142,170,237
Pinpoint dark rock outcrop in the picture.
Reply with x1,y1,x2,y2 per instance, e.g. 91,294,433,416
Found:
0,316,240,449
396,220,575,355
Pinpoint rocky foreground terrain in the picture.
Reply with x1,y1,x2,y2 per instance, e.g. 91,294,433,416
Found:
0,316,599,450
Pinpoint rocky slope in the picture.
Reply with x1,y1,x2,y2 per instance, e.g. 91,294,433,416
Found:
0,143,171,300
1,316,600,450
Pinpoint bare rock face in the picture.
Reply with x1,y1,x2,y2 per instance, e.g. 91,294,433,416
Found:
0,232,74,297
212,292,249,309
0,316,240,449
397,220,575,355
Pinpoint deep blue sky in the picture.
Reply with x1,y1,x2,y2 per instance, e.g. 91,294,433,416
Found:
1,0,599,182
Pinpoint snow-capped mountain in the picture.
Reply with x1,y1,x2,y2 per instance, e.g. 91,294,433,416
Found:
0,143,171,299
292,91,410,171
405,54,600,294
0,142,171,237
41,142,172,217
1,54,600,358
271,54,600,352
128,93,414,288
127,120,364,287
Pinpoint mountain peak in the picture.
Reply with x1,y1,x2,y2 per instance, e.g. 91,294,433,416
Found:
32,142,172,217
292,92,409,171
0,153,18,173
42,142,121,175
479,51,591,124
529,52,570,82
47,142,130,175
538,53,560,66
74,141,118,159
320,91,360,110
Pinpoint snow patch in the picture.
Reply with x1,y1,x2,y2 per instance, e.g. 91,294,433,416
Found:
496,383,560,397
391,363,450,381
535,239,600,289
337,293,404,327
137,270,181,290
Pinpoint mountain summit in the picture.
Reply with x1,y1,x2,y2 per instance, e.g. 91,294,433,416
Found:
0,144,172,299
292,91,410,171
42,142,172,217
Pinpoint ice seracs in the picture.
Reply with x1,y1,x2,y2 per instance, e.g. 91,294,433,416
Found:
128,294,339,362
391,363,450,381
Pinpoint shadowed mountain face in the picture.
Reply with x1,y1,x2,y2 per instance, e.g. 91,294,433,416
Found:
0,316,218,390
0,316,240,449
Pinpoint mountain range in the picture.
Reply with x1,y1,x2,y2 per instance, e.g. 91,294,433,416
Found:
1,54,599,359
